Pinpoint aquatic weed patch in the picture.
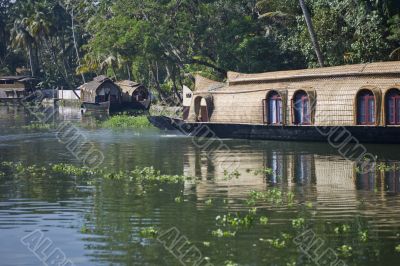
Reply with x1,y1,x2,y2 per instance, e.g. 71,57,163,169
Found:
139,227,159,238
246,188,295,206
21,122,53,131
51,163,96,177
0,162,191,185
102,115,154,129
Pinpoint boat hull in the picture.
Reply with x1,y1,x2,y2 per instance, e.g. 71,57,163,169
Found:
148,116,400,144
81,101,111,112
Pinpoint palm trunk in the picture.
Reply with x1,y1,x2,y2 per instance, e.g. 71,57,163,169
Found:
28,45,35,76
28,46,35,77
71,8,85,83
299,0,324,67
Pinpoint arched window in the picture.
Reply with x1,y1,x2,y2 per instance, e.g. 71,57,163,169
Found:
266,91,283,125
194,96,209,122
386,89,400,125
357,90,376,125
293,91,311,125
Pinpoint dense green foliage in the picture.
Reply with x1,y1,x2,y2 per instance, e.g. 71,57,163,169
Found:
1,0,400,101
101,115,153,128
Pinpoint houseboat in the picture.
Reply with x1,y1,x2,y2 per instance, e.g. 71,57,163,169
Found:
0,76,39,103
80,75,122,112
149,61,400,144
116,80,151,110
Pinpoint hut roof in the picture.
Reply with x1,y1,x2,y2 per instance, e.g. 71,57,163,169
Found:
195,75,225,92
0,75,30,81
116,80,146,94
80,75,114,93
227,61,400,84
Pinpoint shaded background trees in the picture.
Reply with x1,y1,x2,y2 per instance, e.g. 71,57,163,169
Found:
1,0,400,102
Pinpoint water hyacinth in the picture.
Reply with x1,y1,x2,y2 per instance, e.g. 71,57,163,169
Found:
21,122,53,131
291,218,305,229
102,115,154,129
216,213,254,228
259,237,286,249
0,162,192,185
259,216,269,225
337,245,353,257
211,229,236,238
139,227,159,238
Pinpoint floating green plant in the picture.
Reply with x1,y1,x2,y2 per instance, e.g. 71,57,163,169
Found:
259,216,269,225
337,245,353,257
203,241,211,247
80,225,92,234
248,207,257,215
211,229,236,238
216,213,254,228
253,168,273,176
260,237,286,249
223,169,241,180
139,227,159,238
224,260,238,266
1,162,192,185
102,115,154,129
287,192,295,206
205,199,213,206
21,122,53,131
174,196,183,203
395,244,400,253
51,163,95,177
377,162,397,172
305,202,313,208
334,224,351,234
0,171,5,178
291,218,305,229
359,230,368,242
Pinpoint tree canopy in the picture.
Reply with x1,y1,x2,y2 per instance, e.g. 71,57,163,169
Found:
1,0,400,102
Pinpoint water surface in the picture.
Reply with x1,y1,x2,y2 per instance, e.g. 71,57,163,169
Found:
0,104,400,266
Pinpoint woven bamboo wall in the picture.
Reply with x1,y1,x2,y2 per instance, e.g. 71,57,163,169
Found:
188,72,400,126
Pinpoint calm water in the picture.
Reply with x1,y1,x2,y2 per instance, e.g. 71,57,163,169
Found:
1,104,400,266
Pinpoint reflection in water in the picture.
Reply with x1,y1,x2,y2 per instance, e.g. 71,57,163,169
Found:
1,106,400,266
267,151,285,185
355,161,400,193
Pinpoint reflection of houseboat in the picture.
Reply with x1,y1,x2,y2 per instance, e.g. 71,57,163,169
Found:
80,76,122,112
116,80,151,110
0,76,39,103
150,61,400,143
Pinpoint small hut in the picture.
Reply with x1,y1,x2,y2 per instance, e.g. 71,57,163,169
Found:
116,80,151,110
80,75,122,107
0,76,38,101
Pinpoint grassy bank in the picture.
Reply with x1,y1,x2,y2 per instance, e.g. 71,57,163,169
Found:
102,115,154,129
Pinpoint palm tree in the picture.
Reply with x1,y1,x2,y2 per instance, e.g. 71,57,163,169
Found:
298,0,324,67
10,18,37,76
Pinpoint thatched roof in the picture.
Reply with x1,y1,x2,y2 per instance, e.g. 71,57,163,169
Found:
116,80,146,95
195,75,225,92
0,75,31,82
80,75,116,93
228,61,400,84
